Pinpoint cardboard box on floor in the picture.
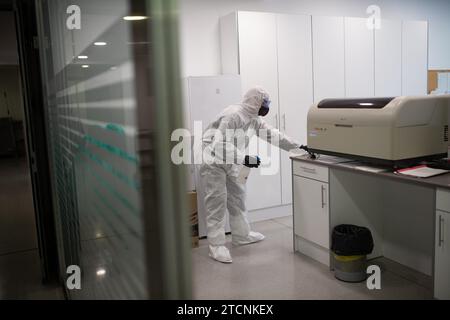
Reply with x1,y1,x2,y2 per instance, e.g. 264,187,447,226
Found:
187,191,199,248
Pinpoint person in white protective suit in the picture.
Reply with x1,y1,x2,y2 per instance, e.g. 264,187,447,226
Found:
199,86,302,263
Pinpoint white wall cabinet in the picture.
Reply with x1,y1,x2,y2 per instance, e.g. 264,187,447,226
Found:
221,11,313,211
445,73,450,93
312,16,345,102
402,21,428,95
277,14,314,205
344,17,374,97
219,11,428,220
374,20,402,96
435,72,449,94
232,11,283,211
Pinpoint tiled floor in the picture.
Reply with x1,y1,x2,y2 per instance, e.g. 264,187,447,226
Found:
192,217,433,300
0,157,63,299
0,156,435,300
0,249,64,299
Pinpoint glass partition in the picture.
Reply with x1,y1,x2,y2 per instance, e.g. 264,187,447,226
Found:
35,0,191,299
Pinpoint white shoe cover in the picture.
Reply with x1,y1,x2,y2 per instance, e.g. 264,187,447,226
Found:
208,245,232,263
232,231,265,246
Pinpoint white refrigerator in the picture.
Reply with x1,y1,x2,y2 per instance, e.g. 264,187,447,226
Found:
183,75,242,237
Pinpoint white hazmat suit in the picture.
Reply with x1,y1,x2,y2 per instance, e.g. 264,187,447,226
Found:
199,86,301,263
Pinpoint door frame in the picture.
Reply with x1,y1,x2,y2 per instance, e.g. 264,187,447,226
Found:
12,0,60,284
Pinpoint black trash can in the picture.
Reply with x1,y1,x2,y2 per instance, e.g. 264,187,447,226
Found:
331,224,374,283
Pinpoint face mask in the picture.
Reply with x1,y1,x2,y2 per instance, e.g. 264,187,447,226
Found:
258,97,271,116
258,106,269,116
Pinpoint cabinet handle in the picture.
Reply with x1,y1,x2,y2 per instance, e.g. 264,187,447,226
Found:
321,185,325,208
282,113,286,131
439,215,444,247
275,114,278,129
300,167,316,174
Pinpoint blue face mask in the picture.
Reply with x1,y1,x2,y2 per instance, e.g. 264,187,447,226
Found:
259,98,271,116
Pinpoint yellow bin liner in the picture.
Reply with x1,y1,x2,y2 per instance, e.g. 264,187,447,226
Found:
334,254,365,262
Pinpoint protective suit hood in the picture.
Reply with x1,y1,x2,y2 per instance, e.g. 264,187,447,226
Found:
240,86,270,119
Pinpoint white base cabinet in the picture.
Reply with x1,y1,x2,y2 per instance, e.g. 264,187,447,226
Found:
291,162,450,299
293,176,329,249
435,189,450,300
293,162,330,264
435,211,450,300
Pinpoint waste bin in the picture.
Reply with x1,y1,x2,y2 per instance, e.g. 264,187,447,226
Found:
331,224,374,283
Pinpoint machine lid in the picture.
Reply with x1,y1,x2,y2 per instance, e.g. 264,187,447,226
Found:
318,97,395,109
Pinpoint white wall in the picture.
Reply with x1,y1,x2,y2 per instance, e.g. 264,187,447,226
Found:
179,0,450,78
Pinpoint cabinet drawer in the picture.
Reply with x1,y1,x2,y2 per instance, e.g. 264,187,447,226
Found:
437,189,450,212
292,161,329,182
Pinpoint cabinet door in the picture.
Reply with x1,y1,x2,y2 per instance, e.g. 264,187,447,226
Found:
220,13,239,74
435,210,450,300
237,12,282,211
447,73,450,93
436,72,449,93
402,21,428,95
374,20,402,97
293,176,329,248
344,17,374,97
312,16,345,102
277,14,314,205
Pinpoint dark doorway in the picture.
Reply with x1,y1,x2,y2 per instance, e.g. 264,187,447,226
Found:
0,0,61,299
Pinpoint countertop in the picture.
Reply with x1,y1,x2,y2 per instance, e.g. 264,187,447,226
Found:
291,154,450,191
